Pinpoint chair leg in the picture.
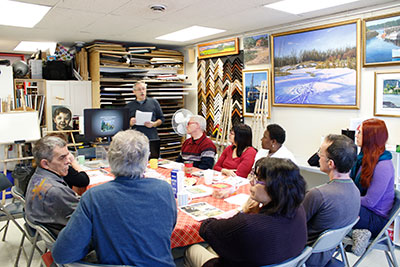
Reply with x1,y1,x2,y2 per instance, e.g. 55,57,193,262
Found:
2,220,10,241
14,232,26,267
339,242,350,267
386,239,398,267
27,232,39,267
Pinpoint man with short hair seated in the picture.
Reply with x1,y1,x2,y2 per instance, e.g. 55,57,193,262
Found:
303,134,360,266
177,115,216,170
52,130,177,266
25,136,79,236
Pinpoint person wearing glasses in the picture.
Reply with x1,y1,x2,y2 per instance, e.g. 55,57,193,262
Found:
350,118,394,255
302,134,360,266
184,157,307,267
176,115,216,170
213,123,257,178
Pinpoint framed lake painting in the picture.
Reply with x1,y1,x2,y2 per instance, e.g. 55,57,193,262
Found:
364,12,400,67
198,38,239,59
271,19,361,109
374,71,400,117
242,69,270,117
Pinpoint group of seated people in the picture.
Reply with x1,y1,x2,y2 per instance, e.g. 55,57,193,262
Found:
22,115,395,267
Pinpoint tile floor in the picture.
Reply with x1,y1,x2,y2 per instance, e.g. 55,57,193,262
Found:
1,217,399,267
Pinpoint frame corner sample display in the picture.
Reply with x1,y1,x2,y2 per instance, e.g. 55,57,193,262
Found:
271,19,361,109
363,12,400,67
374,71,400,117
242,69,270,117
198,38,239,59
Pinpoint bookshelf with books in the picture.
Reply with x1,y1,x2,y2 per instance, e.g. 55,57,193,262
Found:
88,43,193,159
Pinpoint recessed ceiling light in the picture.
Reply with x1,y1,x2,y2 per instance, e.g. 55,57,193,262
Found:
0,0,51,28
156,26,225,42
264,0,360,15
14,41,57,54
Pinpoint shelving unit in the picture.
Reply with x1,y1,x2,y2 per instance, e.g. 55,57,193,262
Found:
88,46,193,159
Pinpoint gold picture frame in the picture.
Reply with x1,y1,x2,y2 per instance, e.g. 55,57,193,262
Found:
271,19,361,109
363,12,400,67
198,38,239,59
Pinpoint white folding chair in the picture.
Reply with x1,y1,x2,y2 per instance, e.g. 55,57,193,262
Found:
260,246,313,267
311,217,359,267
343,189,400,267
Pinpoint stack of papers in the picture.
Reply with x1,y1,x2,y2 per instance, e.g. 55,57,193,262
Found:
185,185,213,198
179,202,224,221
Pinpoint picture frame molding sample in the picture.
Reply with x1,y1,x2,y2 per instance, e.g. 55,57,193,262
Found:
198,37,239,59
242,69,270,117
363,12,400,67
271,19,361,109
374,70,400,117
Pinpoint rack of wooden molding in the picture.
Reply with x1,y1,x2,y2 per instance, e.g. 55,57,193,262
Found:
88,47,193,159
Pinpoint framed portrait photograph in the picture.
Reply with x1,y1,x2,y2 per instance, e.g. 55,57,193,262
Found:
271,19,361,109
363,12,400,67
374,71,400,117
243,34,270,66
52,105,73,131
242,69,270,117
198,38,239,59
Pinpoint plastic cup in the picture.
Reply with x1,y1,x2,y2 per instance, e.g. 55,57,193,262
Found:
77,155,85,165
149,158,158,169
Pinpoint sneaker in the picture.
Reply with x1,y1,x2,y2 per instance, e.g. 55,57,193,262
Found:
352,229,372,256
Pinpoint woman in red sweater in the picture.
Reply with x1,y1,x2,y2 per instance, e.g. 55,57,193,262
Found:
213,123,257,178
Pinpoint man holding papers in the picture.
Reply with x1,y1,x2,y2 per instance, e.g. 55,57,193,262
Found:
126,81,164,158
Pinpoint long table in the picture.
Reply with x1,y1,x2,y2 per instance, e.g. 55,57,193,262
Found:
86,166,250,249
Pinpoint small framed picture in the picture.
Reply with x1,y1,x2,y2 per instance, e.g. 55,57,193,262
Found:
374,71,400,117
198,38,239,59
242,69,270,117
52,105,73,131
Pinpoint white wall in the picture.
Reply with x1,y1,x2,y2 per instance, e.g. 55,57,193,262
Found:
184,5,400,161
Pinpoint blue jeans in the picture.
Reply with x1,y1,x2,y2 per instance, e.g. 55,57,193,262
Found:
354,206,388,237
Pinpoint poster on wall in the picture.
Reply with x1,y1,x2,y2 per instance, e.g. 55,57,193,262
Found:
271,19,360,109
52,105,73,131
363,12,400,67
374,71,400,117
242,69,269,117
243,34,270,66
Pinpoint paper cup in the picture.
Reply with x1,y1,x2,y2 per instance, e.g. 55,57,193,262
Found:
204,169,214,185
177,191,192,207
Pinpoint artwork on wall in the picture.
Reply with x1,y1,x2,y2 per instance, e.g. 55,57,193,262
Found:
198,38,239,59
363,12,400,67
271,19,360,109
243,34,270,66
374,71,400,117
242,69,269,117
52,105,73,131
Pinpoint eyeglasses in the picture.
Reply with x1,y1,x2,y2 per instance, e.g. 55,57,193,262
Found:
250,178,266,186
317,148,331,161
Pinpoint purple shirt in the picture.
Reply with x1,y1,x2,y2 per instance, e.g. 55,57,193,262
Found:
356,160,394,218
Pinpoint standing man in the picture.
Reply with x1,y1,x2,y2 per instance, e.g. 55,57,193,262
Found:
25,135,79,236
52,130,177,266
125,81,164,158
177,115,216,170
303,134,360,266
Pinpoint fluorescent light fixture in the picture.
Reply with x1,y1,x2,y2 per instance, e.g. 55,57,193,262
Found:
264,0,360,15
0,0,51,28
156,26,225,42
14,41,57,54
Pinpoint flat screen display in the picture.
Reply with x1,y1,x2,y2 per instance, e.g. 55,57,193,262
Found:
84,108,129,141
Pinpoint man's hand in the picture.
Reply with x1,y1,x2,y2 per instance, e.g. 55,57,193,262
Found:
144,121,154,128
129,117,136,127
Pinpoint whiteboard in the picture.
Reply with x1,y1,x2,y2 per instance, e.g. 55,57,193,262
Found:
0,111,41,144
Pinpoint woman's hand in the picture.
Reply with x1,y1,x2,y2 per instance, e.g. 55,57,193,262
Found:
242,197,261,214
221,168,236,177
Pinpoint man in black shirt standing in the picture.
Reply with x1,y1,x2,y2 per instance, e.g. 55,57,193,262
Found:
125,81,164,158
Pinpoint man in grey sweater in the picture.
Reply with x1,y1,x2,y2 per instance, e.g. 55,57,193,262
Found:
303,134,360,266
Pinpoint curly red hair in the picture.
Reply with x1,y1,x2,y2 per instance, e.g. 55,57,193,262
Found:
360,118,388,188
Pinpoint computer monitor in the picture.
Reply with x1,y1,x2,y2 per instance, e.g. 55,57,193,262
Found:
84,108,129,141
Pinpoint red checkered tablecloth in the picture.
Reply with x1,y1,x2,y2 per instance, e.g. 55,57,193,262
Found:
87,166,250,249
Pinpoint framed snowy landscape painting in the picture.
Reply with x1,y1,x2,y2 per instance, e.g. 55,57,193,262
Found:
374,71,400,117
271,19,361,109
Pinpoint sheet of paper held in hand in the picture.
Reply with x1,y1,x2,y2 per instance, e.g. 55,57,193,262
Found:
135,110,153,126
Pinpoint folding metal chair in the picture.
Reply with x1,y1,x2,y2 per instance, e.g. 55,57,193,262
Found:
0,173,24,241
311,217,359,267
260,246,313,267
343,189,400,267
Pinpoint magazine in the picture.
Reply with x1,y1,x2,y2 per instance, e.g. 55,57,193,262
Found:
179,202,224,221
